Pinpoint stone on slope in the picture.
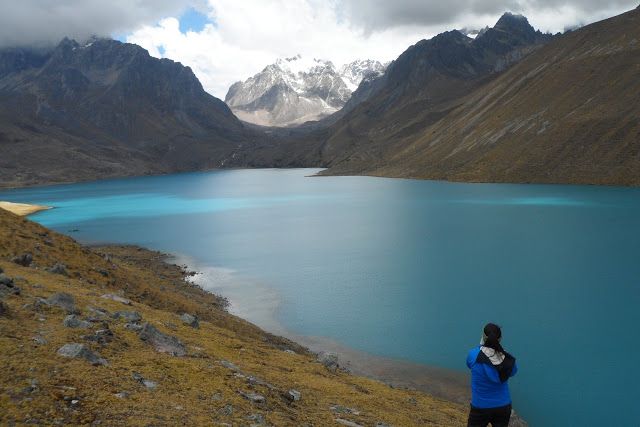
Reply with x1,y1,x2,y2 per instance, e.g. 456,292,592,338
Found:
138,323,186,356
46,293,77,313
46,263,68,275
12,253,33,267
317,351,339,371
113,311,142,322
101,294,131,305
239,391,266,404
180,313,199,328
57,343,107,365
63,314,91,328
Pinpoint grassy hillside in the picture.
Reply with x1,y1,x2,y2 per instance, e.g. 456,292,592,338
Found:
319,7,640,185
0,207,467,426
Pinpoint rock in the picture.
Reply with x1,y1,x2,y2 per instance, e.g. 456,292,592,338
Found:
218,404,233,416
0,273,14,286
247,376,274,390
246,413,265,425
132,372,158,389
509,410,529,426
284,349,296,354
317,351,339,371
330,405,360,416
124,322,143,331
376,423,392,427
57,343,107,365
138,323,186,356
335,419,363,427
113,311,142,322
180,313,199,328
46,293,77,314
12,253,33,267
86,306,110,321
114,391,129,399
0,300,8,316
31,335,48,345
47,263,68,276
286,389,301,402
211,392,223,401
82,329,114,345
101,294,131,305
220,360,241,372
239,391,266,404
63,314,91,328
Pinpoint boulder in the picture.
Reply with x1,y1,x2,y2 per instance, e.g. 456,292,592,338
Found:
239,391,266,404
0,275,20,297
132,372,158,389
124,322,143,332
220,360,241,372
317,351,339,371
138,323,186,356
82,328,114,345
12,253,33,267
47,263,68,276
57,343,107,365
46,293,77,314
63,314,91,328
0,273,14,286
335,419,363,427
32,335,48,345
101,294,131,305
287,389,301,402
113,311,142,322
180,313,199,328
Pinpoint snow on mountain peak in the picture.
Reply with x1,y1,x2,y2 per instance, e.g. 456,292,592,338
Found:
225,56,387,127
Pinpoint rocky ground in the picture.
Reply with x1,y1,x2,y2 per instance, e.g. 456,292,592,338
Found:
0,207,468,426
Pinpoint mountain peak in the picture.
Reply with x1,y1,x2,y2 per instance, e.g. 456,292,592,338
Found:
495,12,534,33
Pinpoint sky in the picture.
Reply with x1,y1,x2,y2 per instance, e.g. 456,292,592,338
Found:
0,0,637,98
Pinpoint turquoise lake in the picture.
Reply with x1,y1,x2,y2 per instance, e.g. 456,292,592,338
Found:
2,168,639,426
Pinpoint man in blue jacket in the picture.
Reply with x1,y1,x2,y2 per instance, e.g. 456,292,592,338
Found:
466,323,518,427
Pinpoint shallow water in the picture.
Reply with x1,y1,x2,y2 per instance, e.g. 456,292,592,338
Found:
3,169,640,426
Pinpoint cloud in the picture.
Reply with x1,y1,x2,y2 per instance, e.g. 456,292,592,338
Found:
0,0,197,48
126,0,638,99
2,0,637,100
340,0,638,32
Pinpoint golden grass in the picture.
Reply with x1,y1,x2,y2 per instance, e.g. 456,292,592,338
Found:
0,208,467,425
0,201,51,216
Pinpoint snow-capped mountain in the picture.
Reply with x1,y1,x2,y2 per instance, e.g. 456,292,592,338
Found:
225,55,387,127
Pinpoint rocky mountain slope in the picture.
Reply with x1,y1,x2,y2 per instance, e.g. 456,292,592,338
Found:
225,55,386,127
229,14,553,165
0,206,468,425
235,8,640,186
315,8,640,185
0,38,262,188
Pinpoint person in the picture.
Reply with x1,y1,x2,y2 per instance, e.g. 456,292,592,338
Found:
466,323,518,427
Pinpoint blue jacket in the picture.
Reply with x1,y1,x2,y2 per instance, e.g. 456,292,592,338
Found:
466,345,518,408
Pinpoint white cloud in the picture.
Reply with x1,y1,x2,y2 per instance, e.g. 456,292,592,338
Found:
125,0,637,99
0,0,194,48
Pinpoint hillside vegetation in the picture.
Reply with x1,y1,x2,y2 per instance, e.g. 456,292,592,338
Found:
0,207,467,426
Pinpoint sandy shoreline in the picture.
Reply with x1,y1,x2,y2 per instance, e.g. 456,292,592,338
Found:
0,201,51,216
174,253,472,405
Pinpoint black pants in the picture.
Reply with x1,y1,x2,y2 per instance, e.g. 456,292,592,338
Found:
467,403,512,427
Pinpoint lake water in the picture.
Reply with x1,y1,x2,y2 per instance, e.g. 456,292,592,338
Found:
2,169,639,426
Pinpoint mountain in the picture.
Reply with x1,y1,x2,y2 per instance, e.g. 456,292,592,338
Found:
0,38,262,188
230,13,555,168
312,8,640,185
224,55,386,127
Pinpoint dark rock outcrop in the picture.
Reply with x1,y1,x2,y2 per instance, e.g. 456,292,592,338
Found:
138,322,186,356
57,343,107,365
